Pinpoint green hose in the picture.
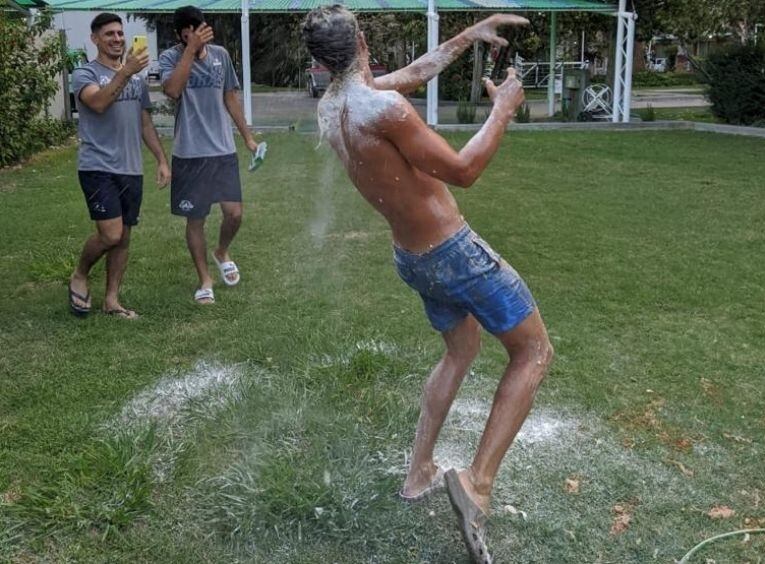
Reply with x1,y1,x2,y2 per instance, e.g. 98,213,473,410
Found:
678,528,765,563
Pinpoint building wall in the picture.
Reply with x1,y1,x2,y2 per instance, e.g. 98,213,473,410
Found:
53,11,158,64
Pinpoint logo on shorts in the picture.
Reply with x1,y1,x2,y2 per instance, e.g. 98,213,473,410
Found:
179,200,194,212
92,202,106,213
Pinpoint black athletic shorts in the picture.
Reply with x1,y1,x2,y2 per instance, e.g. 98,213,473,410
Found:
170,153,242,219
78,170,143,226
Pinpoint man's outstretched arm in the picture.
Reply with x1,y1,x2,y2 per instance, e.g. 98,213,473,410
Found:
380,69,524,187
374,14,528,95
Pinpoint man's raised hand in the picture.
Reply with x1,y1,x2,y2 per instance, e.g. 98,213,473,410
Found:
468,14,530,47
484,67,525,119
185,23,214,54
124,47,150,76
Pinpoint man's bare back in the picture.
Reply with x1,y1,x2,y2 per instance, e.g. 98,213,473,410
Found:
319,78,464,252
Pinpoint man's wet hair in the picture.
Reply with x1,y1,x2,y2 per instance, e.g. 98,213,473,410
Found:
174,5,205,36
302,5,360,76
90,13,122,33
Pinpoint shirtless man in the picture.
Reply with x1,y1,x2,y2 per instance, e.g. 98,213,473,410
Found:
303,7,553,562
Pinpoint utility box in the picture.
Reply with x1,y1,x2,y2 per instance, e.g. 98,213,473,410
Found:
562,68,590,121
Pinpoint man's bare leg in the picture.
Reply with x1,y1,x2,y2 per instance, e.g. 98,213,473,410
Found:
103,226,136,316
402,315,482,497
186,217,214,303
456,310,553,514
213,201,242,272
70,218,124,310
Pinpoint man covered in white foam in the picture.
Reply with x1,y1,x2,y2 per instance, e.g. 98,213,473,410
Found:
302,7,553,563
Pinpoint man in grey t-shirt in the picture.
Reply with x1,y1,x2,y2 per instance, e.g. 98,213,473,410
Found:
69,13,170,319
160,6,260,305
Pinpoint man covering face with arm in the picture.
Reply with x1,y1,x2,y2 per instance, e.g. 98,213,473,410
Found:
160,5,260,305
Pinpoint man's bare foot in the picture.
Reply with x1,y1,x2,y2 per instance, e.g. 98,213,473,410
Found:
458,468,491,516
400,462,444,501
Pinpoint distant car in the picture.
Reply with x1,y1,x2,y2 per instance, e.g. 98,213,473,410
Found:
648,57,668,73
306,59,387,98
148,61,161,81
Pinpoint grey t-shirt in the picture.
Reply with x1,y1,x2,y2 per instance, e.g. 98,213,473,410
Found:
73,60,151,175
159,44,240,158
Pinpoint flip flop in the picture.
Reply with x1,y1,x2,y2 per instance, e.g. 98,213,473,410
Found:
68,283,91,317
398,466,445,503
104,308,138,319
445,469,492,564
212,254,240,286
194,287,215,304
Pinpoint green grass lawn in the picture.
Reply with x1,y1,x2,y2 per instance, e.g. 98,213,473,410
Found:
1,130,764,563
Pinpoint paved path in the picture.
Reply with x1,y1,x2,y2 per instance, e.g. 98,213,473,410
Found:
149,87,709,128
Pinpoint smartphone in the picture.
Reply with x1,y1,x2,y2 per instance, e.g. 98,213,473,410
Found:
132,35,148,54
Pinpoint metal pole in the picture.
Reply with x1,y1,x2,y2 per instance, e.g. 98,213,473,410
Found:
241,0,252,126
581,29,585,64
547,12,557,117
622,13,636,122
612,0,626,123
426,0,439,126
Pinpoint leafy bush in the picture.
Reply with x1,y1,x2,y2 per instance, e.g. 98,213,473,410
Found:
0,10,72,167
701,42,765,126
456,98,477,124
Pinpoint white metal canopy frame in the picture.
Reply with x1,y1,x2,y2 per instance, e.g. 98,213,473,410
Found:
44,0,634,126
237,0,636,126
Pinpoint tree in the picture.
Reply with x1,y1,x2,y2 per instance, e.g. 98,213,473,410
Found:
0,9,73,166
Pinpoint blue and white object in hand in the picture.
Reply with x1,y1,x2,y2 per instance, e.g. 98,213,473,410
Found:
248,141,268,172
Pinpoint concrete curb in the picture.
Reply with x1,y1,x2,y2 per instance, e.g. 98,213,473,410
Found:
155,121,765,139
435,120,765,137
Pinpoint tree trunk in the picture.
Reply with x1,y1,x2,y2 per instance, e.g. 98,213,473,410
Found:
469,40,485,104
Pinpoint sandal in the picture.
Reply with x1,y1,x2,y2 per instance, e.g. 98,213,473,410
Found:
398,466,445,503
194,287,215,304
445,469,492,564
68,283,91,317
104,307,138,319
212,254,240,286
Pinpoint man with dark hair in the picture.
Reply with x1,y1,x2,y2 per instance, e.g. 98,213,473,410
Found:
160,5,260,305
303,6,553,563
69,12,170,319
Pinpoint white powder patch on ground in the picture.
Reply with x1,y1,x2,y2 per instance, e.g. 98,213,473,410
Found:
104,360,249,481
419,393,689,527
111,361,244,429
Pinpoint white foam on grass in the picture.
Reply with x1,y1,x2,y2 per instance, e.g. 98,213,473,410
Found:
423,393,689,529
111,360,244,429
104,360,247,481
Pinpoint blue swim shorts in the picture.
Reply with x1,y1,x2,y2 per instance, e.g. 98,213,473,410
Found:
393,224,536,335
